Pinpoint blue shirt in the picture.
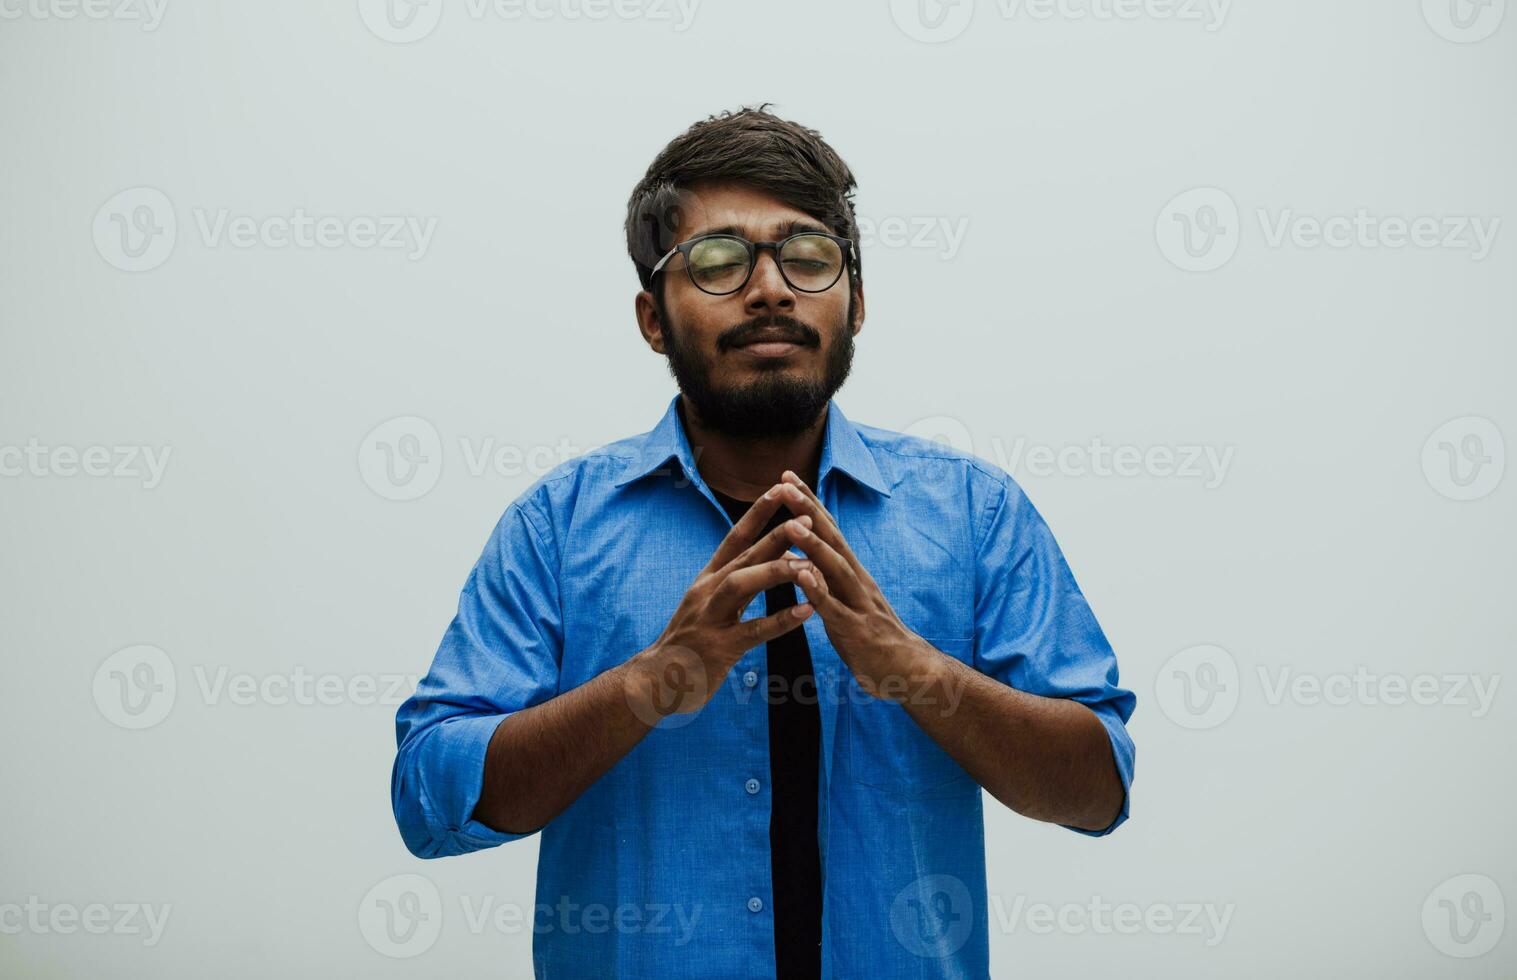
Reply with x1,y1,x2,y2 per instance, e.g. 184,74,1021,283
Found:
392,394,1136,978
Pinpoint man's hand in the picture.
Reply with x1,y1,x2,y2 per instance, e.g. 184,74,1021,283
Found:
478,483,818,835
629,485,819,718
771,470,1125,831
769,471,932,701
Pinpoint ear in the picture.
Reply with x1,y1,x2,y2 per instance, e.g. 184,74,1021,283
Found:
634,289,666,354
849,280,865,337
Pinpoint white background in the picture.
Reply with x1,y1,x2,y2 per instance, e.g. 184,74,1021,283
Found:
1,0,1513,976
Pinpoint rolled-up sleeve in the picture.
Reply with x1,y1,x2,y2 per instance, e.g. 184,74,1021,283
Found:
391,496,563,858
971,475,1136,837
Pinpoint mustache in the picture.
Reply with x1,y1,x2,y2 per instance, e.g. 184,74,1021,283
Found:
717,315,821,351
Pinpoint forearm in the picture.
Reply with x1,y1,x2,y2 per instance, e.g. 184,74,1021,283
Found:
899,638,1125,831
473,648,668,835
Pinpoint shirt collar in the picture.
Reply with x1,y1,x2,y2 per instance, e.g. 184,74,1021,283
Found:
613,393,893,498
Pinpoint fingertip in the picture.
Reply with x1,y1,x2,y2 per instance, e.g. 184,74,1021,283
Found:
791,603,812,619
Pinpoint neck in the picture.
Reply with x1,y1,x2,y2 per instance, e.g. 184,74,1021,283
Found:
678,394,825,501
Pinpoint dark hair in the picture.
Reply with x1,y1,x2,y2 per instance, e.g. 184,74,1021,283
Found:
624,104,862,296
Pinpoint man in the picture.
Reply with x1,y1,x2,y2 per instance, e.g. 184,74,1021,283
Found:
391,106,1135,978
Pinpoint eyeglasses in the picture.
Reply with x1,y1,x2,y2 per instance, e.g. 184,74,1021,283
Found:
650,232,854,296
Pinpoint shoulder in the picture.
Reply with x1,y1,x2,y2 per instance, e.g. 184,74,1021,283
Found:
491,436,644,540
852,418,1027,517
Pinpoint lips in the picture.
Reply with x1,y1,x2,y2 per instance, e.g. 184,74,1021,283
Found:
733,329,810,349
734,333,807,348
736,341,805,358
732,331,809,359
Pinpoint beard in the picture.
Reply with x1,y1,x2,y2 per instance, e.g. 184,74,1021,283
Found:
657,294,856,440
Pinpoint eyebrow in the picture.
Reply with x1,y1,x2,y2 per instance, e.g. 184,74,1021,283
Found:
692,219,832,241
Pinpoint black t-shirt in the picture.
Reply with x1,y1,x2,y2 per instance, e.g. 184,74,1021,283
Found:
711,488,823,979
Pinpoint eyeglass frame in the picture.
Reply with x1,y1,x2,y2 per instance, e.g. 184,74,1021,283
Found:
648,231,857,296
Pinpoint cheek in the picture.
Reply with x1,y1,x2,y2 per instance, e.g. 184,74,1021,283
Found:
668,293,739,346
809,291,853,335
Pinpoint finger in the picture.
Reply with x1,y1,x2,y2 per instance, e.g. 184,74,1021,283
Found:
778,474,860,568
782,474,884,592
703,485,791,574
716,514,812,580
796,564,842,616
711,555,813,619
785,520,864,605
727,601,813,649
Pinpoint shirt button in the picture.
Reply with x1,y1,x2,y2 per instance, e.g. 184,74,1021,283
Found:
747,897,763,913
743,670,758,688
744,778,760,795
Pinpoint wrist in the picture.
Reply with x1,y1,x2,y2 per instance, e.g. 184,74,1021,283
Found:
625,642,709,719
879,630,947,704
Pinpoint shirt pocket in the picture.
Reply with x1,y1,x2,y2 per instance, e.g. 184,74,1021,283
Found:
845,635,979,800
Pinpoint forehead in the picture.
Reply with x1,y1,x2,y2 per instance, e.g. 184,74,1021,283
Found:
675,180,827,240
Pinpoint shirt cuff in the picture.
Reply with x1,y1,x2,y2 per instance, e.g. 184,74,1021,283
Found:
1060,702,1134,838
418,712,538,853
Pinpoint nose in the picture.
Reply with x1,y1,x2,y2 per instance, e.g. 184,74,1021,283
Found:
741,246,796,317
